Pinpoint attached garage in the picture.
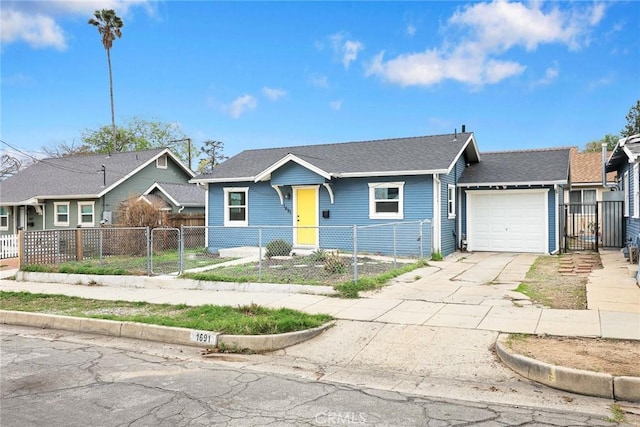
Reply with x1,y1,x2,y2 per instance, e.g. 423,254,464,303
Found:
466,190,548,253
457,147,570,255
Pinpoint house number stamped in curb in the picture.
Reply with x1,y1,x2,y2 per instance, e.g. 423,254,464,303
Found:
190,330,217,345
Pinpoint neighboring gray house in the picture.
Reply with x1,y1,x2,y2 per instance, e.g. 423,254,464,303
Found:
192,132,571,256
0,148,203,235
141,182,206,215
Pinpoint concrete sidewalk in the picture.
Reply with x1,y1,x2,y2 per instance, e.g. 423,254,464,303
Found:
1,250,638,340
2,250,639,406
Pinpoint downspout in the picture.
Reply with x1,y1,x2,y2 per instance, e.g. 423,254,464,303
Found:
552,184,560,255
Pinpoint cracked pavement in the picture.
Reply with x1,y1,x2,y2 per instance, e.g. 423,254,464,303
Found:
1,325,629,427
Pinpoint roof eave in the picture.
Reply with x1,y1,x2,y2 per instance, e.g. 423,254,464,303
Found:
458,180,567,188
337,169,448,178
190,176,255,184
254,153,332,182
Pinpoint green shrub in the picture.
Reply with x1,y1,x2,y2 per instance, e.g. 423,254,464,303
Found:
431,251,443,261
265,239,292,258
311,248,327,262
324,252,347,274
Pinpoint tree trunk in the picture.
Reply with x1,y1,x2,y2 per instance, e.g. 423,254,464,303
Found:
106,47,117,151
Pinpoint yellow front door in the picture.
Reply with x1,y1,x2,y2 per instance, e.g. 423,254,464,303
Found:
295,187,317,245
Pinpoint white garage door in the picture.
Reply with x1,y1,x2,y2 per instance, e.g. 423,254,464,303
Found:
467,190,547,253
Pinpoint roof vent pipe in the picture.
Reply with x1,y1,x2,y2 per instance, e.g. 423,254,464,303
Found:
602,143,616,189
453,128,457,141
462,124,466,133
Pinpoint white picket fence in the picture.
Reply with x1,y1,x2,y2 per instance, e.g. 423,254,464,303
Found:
0,234,18,259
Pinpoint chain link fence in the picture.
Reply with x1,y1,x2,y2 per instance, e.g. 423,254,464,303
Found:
19,220,432,284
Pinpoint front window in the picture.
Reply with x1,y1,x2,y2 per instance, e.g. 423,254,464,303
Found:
224,187,248,226
447,185,456,219
0,207,8,230
368,182,404,219
78,202,95,227
54,202,70,226
156,155,168,169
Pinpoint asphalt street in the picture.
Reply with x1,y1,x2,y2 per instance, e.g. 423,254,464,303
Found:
1,325,633,427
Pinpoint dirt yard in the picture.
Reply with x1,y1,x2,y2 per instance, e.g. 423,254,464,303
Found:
508,252,640,377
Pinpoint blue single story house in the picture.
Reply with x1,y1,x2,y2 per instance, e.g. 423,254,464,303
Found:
191,131,571,257
606,133,640,243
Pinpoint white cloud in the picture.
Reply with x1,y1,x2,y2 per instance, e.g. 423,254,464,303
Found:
310,74,329,88
0,1,153,50
342,40,363,69
405,24,416,38
366,0,605,87
262,87,287,101
329,99,343,111
1,9,67,50
329,31,364,69
532,63,559,87
227,95,257,119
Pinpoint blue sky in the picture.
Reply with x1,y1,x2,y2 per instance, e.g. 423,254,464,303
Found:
1,0,638,164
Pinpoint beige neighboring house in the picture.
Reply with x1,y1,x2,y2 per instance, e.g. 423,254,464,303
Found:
565,148,615,238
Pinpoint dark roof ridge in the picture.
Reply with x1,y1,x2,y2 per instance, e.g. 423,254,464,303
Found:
480,146,573,154
235,132,473,154
37,146,167,162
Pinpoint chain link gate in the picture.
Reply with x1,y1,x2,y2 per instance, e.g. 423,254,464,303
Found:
150,227,182,275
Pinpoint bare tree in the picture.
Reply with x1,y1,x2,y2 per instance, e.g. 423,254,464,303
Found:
0,154,22,180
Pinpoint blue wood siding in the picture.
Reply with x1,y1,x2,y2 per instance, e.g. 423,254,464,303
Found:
207,175,435,256
271,162,326,186
439,155,467,256
616,162,640,242
548,186,558,253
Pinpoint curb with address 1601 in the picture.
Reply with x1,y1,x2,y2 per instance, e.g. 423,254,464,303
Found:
0,310,334,353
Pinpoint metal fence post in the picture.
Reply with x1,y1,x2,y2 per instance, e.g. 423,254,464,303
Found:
258,227,263,281
179,225,185,274
419,220,424,259
352,225,358,284
146,226,151,276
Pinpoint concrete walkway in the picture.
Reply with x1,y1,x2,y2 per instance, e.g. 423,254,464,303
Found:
1,250,638,340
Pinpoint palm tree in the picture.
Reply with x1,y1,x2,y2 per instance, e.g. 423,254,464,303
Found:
89,9,123,151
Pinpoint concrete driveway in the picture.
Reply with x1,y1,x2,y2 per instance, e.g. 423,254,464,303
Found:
362,251,537,304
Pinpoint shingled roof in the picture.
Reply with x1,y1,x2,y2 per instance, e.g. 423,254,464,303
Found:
192,133,479,183
570,148,615,185
0,148,193,205
458,147,571,187
144,182,205,207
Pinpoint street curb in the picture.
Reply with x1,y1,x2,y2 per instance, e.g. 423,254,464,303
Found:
15,271,337,296
495,334,639,403
0,310,334,353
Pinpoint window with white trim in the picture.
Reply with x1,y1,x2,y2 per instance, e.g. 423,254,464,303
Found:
78,202,95,227
223,187,248,226
0,207,8,230
54,202,70,226
368,182,404,219
634,164,639,218
447,185,456,219
624,171,629,217
156,155,168,169
569,189,596,214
